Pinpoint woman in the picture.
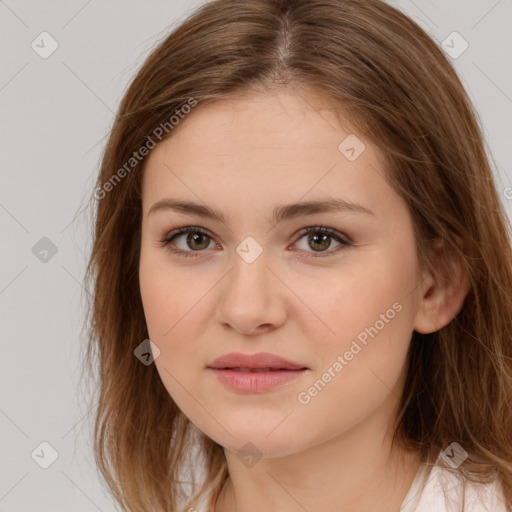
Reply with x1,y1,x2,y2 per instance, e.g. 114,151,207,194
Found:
83,0,512,510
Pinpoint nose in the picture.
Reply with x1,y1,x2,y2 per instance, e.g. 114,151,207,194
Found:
214,246,287,336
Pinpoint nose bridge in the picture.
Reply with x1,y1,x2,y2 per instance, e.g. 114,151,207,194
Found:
228,235,271,296
214,235,282,332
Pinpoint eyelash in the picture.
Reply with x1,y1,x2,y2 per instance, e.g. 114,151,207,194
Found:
159,226,352,259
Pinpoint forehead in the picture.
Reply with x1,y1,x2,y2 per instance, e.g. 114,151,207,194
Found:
160,87,355,151
141,88,395,221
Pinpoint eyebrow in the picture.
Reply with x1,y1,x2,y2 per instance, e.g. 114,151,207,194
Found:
148,197,374,225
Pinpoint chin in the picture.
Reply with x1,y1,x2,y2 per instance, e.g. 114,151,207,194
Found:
205,427,307,460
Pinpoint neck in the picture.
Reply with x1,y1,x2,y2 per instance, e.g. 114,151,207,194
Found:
214,392,421,512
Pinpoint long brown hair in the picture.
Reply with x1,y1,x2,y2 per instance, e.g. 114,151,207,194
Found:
81,0,512,510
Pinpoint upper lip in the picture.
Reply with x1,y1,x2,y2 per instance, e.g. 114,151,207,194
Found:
207,352,308,370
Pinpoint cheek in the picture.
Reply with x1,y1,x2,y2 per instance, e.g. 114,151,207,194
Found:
297,255,416,395
138,248,214,380
139,251,207,423
139,249,199,341
289,283,414,447
302,258,414,351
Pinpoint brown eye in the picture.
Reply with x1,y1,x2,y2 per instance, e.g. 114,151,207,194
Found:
182,231,211,251
293,227,351,257
307,231,332,251
161,227,216,258
161,225,351,259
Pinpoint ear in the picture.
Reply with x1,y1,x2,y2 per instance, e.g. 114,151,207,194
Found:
413,238,471,334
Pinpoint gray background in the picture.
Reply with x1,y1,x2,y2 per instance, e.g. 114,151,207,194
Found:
1,0,511,510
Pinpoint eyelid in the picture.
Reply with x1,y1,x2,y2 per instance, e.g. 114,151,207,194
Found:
160,225,352,258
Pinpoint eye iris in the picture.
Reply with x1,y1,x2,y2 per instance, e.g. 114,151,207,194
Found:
187,232,210,250
176,229,338,253
308,232,331,251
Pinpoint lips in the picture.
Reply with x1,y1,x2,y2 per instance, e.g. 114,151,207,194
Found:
207,352,307,371
228,367,284,372
208,353,309,393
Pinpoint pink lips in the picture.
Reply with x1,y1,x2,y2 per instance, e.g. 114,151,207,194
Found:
207,352,308,393
208,351,307,371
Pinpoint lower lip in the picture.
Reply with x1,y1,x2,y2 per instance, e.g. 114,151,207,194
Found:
208,368,307,392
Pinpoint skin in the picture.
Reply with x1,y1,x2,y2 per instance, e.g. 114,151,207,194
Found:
138,85,470,512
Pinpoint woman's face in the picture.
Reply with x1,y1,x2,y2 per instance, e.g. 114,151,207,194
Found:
139,87,426,458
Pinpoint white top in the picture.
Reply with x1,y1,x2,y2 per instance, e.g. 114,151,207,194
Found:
400,457,508,512
191,456,508,512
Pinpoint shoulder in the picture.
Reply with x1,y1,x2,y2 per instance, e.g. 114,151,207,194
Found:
182,491,213,512
191,502,209,512
181,497,210,512
413,461,508,512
